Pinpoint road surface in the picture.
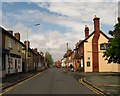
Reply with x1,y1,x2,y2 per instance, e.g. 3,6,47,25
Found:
3,67,96,95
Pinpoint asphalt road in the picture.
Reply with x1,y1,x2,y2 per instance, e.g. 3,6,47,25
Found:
3,67,96,95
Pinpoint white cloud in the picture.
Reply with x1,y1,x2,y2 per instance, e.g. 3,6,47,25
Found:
30,0,119,2
2,2,119,60
12,23,32,42
37,2,118,25
29,30,69,60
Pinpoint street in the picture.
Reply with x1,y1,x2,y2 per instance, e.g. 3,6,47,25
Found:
2,68,96,95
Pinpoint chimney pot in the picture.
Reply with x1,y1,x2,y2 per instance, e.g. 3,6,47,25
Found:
84,25,89,38
14,33,20,41
7,30,13,35
34,48,37,52
24,41,30,48
93,15,100,35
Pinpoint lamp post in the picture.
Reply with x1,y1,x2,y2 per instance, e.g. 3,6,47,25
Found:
26,23,40,72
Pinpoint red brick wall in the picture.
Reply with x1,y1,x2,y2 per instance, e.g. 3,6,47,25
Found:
92,17,100,72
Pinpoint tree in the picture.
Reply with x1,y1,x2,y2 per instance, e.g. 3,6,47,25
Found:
45,52,53,66
103,17,120,64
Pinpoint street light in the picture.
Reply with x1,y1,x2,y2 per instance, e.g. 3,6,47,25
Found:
26,23,40,72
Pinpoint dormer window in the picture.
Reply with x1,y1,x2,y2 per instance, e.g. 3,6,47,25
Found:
100,43,108,50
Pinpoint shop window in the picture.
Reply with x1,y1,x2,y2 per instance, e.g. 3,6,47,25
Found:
18,60,21,68
10,58,13,69
2,56,5,70
8,57,13,69
87,61,90,67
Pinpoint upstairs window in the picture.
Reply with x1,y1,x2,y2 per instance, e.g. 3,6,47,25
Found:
100,43,108,50
18,43,20,52
8,38,13,49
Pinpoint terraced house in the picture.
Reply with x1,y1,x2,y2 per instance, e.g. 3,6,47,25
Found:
1,27,23,77
1,26,46,78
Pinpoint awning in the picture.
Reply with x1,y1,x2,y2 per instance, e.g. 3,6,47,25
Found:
2,49,9,54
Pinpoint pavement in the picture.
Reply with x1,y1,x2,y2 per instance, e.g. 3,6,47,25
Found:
69,70,120,96
0,71,40,90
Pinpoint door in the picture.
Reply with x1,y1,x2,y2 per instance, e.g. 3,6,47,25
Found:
15,59,18,73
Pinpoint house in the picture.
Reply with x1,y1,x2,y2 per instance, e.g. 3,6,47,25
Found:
77,15,120,72
54,60,61,68
1,26,46,78
73,47,81,71
61,58,66,67
33,49,45,71
24,41,39,72
63,49,74,69
1,27,24,77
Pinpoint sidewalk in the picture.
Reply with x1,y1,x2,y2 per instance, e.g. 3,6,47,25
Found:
63,68,120,95
0,71,39,90
72,71,120,95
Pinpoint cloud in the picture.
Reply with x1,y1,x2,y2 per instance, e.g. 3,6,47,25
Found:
2,2,119,60
12,23,32,42
29,30,71,60
37,2,118,25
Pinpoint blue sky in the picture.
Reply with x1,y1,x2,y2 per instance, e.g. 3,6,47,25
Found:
1,1,119,61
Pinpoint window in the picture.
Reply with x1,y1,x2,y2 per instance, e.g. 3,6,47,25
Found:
8,57,13,69
18,44,20,52
100,43,108,50
2,56,5,70
87,61,90,67
88,57,90,60
8,38,12,49
10,58,13,69
18,59,21,68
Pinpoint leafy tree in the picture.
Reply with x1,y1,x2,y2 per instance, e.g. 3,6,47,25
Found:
45,52,53,66
103,17,120,63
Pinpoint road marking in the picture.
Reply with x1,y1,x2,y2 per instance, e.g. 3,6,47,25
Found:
83,77,105,92
79,78,104,96
1,71,44,95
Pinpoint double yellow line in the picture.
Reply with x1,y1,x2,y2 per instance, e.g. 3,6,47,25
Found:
0,71,44,95
79,77,104,96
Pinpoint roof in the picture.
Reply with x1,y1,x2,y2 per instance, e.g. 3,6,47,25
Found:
78,30,110,47
1,26,42,56
1,26,25,47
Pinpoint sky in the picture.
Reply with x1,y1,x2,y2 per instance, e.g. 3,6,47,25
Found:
1,0,120,61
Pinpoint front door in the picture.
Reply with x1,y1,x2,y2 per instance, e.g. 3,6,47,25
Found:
15,59,18,73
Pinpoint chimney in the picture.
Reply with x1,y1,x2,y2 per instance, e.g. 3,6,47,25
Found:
14,33,20,41
24,41,30,48
85,25,89,38
93,15,100,35
34,48,37,52
7,30,13,35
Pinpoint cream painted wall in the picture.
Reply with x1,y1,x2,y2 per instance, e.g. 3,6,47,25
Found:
98,33,120,72
5,35,23,74
5,35,22,56
84,35,94,72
